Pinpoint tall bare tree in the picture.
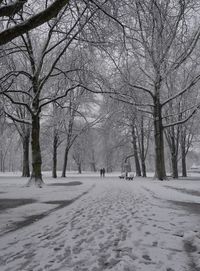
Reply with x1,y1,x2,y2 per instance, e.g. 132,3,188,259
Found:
105,0,200,179
1,2,101,186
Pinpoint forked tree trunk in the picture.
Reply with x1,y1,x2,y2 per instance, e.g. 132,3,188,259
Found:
52,134,58,178
27,114,44,187
131,124,141,176
22,132,30,177
153,96,166,180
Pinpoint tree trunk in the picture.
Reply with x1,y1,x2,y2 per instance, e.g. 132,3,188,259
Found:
170,132,178,179
171,152,178,179
181,131,187,177
181,151,187,177
0,150,5,172
61,116,74,177
140,117,146,177
27,114,44,187
78,163,82,174
52,133,58,178
131,124,141,176
22,132,30,177
153,96,166,180
90,150,96,172
61,147,69,177
141,159,146,178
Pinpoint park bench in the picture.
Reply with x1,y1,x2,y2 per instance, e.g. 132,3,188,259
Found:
119,172,134,180
126,172,134,180
119,172,126,179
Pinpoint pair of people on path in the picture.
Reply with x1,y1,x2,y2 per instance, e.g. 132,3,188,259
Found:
100,168,105,177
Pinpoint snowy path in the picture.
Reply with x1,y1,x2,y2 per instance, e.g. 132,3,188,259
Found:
0,178,200,271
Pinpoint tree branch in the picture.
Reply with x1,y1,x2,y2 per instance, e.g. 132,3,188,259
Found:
39,84,80,111
0,0,27,17
5,111,31,125
163,106,199,128
0,0,70,45
3,92,33,115
162,74,200,107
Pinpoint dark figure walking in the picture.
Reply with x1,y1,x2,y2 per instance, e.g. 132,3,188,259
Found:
102,168,105,177
100,168,103,177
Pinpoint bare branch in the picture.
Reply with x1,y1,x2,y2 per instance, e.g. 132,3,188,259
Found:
163,106,199,128
39,85,80,111
0,0,27,17
162,74,200,107
5,111,31,125
0,0,71,45
109,95,153,115
3,92,33,115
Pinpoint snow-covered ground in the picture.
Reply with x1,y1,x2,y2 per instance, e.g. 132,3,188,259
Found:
0,172,200,271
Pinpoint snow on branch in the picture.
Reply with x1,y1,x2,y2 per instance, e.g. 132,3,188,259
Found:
162,74,200,107
163,105,200,128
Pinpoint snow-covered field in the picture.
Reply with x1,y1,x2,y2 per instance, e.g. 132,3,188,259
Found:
0,172,200,271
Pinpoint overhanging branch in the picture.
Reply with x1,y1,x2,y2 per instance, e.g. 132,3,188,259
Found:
0,0,70,45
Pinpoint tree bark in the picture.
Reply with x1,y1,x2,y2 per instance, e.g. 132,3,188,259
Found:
153,96,166,180
78,163,82,174
181,130,187,177
170,131,179,179
52,133,58,178
27,114,44,187
140,117,146,177
22,132,30,177
131,123,141,176
61,115,74,177
61,147,69,177
141,153,146,177
171,152,178,179
0,150,5,172
181,150,187,177
90,150,96,172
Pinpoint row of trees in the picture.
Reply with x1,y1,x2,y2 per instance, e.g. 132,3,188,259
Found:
0,99,198,178
1,0,200,186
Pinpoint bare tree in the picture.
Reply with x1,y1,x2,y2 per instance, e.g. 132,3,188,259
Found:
105,0,200,179
1,2,101,186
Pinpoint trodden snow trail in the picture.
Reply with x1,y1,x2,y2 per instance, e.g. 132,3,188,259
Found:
0,178,199,271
